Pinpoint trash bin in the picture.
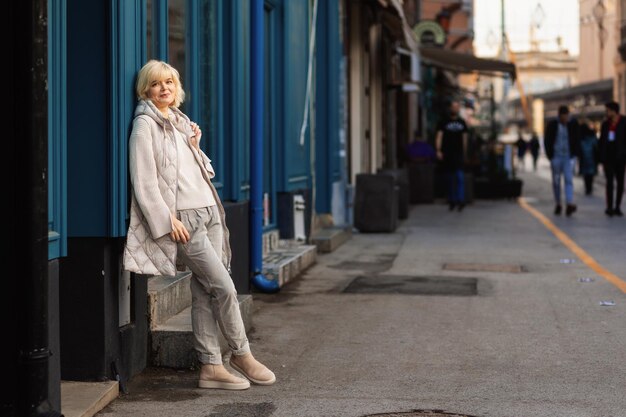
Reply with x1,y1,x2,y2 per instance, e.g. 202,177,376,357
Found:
354,173,398,233
379,168,410,219
408,162,435,204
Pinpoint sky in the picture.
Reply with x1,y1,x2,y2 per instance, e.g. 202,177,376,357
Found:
474,0,580,57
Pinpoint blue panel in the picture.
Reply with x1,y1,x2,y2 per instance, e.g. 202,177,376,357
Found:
48,0,67,258
314,0,329,213
223,0,250,202
282,0,310,192
66,0,109,237
186,0,200,122
152,0,168,60
109,0,145,237
314,0,342,213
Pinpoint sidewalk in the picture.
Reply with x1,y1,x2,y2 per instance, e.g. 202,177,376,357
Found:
98,170,626,417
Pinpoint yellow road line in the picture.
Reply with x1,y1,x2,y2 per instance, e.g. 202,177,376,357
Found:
518,197,626,294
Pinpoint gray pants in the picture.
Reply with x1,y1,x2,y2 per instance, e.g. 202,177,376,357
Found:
177,206,250,365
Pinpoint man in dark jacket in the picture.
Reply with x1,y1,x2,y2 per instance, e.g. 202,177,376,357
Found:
598,101,626,216
544,105,581,216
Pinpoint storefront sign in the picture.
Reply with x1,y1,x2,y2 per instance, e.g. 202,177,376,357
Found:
413,21,446,47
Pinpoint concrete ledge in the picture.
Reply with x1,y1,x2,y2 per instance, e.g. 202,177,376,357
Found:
263,241,317,287
311,226,352,253
147,271,192,329
151,295,253,369
262,229,280,257
61,381,118,417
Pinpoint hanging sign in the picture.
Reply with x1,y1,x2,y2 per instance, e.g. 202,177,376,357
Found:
413,21,446,47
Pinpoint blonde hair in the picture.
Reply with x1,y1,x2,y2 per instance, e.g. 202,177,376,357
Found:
135,60,185,107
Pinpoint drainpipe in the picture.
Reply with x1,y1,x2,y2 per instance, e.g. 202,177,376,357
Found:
250,0,279,293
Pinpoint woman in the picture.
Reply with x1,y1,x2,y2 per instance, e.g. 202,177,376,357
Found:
123,60,275,390
579,119,598,196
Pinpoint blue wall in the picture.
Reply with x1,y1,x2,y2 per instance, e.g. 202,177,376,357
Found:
314,0,342,213
58,0,320,240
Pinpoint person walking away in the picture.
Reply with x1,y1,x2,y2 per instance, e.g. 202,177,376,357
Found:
579,119,598,196
515,132,527,172
123,60,275,390
543,105,581,216
529,132,540,171
598,101,626,216
436,101,468,211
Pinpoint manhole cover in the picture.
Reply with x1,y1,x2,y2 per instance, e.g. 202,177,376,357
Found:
443,263,525,273
343,275,478,296
364,410,478,417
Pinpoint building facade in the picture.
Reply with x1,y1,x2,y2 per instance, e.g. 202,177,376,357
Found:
10,0,348,414
579,0,617,84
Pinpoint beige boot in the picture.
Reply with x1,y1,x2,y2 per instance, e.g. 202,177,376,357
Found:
198,364,250,390
229,353,276,386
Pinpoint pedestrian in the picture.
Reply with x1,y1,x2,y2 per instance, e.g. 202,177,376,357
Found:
436,100,468,211
598,101,626,216
123,60,275,390
529,131,540,171
578,118,598,196
543,105,581,216
515,132,527,172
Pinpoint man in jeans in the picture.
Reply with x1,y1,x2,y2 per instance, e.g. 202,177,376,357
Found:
436,101,468,211
544,105,581,216
598,101,626,216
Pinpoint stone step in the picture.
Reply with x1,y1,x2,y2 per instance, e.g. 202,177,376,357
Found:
61,380,118,417
262,229,280,257
147,271,192,330
150,295,254,369
310,225,352,253
262,241,317,287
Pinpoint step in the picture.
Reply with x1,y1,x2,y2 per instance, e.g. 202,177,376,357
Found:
262,229,280,257
262,241,317,287
61,380,118,417
147,271,192,330
310,226,352,253
151,295,254,369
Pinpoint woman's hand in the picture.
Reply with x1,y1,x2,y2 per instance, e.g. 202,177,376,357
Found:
189,122,202,151
170,214,190,244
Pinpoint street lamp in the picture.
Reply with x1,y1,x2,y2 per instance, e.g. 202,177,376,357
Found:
593,0,607,78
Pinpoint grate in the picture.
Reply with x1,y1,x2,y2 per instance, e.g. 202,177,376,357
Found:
343,275,478,296
443,263,525,273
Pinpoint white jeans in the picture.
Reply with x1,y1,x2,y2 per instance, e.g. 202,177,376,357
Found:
176,206,250,365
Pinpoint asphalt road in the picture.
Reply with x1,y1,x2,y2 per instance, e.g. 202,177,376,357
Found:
99,164,626,417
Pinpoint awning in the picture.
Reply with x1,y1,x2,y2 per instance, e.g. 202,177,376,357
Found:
420,47,516,80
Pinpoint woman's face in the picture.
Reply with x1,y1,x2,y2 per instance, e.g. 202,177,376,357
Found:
148,76,176,109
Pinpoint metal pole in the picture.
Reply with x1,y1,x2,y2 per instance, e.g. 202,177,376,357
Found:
500,0,509,133
250,0,279,292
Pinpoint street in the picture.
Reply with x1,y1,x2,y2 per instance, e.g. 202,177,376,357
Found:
98,163,626,417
